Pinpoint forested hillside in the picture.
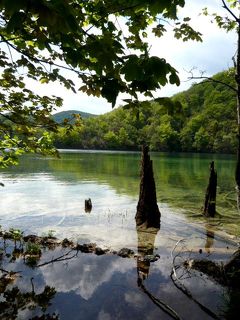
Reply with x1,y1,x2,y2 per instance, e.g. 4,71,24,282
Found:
53,69,237,153
53,110,96,123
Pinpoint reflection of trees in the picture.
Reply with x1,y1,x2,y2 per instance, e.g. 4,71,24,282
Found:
0,236,71,319
0,249,58,319
204,225,215,254
1,152,238,220
136,224,181,320
0,279,58,320
136,225,159,281
0,237,79,319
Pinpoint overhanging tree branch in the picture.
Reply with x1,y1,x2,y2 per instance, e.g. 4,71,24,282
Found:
0,34,91,78
0,0,202,167
187,75,237,93
221,0,240,23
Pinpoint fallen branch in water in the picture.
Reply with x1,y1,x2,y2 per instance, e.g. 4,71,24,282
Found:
0,267,21,275
170,271,220,320
36,249,77,268
170,239,221,320
138,278,182,320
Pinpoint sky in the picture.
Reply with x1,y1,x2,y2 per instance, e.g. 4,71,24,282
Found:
33,0,237,115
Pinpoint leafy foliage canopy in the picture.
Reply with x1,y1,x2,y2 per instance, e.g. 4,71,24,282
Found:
0,0,202,166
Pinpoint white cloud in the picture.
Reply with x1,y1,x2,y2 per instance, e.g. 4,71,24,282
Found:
106,1,234,111
41,252,135,300
150,0,236,97
53,0,237,113
97,310,112,320
4,1,236,115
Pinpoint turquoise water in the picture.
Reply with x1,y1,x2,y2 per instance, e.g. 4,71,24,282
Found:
1,150,239,319
0,150,239,247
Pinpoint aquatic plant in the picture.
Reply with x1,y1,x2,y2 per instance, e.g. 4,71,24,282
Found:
9,228,23,248
25,242,41,256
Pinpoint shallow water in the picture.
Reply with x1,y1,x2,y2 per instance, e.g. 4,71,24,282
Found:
0,150,239,248
0,229,238,320
1,150,240,319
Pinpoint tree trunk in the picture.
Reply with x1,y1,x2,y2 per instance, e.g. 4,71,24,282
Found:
235,21,240,205
203,161,217,217
135,145,161,228
235,135,240,208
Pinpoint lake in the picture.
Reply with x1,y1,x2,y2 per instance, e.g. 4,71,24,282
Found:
0,150,239,246
0,150,240,319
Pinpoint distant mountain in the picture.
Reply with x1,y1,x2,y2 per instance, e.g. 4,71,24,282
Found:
53,110,97,123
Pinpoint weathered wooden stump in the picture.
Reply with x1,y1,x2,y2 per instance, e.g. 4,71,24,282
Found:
135,145,161,228
203,161,217,217
85,198,92,213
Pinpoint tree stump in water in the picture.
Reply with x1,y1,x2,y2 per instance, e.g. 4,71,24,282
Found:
203,161,217,217
135,145,161,228
85,198,92,213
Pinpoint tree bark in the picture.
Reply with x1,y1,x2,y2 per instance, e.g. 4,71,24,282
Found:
203,161,217,217
234,20,240,205
135,145,161,228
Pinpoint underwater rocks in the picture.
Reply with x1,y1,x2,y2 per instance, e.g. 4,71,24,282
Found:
0,229,163,265
117,248,134,258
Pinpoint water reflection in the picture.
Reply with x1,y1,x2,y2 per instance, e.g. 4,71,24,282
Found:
135,224,185,319
0,276,58,319
222,289,240,319
205,224,215,254
136,225,160,282
0,150,239,247
1,230,239,319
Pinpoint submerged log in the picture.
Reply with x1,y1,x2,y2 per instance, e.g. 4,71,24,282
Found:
135,145,161,228
203,161,217,217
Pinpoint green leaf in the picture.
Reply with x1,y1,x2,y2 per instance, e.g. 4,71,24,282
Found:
121,55,142,81
40,78,49,84
6,11,26,32
169,73,180,86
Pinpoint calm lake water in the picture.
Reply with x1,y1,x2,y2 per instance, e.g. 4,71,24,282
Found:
1,150,240,319
0,150,239,246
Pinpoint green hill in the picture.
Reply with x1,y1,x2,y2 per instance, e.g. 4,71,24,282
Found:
53,110,96,123
173,69,236,153
53,69,237,154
